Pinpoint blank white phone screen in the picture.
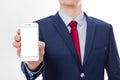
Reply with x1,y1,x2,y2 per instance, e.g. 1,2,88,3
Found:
21,26,39,57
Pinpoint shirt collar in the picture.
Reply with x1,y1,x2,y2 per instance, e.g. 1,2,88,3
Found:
58,10,85,26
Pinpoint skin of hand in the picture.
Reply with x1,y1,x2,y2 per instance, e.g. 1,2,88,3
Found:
13,29,45,70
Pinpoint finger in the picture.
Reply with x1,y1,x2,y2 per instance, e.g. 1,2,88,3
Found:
13,41,21,48
38,41,45,49
38,41,45,55
17,47,21,57
17,28,20,35
14,35,21,42
13,41,17,48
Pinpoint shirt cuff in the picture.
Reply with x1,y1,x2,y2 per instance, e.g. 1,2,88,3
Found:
24,62,44,77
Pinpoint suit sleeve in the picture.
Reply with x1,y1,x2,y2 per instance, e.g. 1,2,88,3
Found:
21,61,44,80
106,25,120,80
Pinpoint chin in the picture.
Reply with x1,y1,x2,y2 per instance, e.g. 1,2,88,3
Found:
65,0,81,6
60,0,81,7
64,2,76,6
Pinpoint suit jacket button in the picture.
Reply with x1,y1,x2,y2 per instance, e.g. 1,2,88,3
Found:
80,73,85,78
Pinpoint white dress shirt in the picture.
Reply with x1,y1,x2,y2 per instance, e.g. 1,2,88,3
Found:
58,11,87,64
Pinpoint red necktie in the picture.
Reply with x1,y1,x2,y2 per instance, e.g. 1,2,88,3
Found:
69,21,82,64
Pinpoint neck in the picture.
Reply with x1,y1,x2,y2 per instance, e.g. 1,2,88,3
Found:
60,5,82,19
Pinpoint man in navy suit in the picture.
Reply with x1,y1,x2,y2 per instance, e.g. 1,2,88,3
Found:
13,0,120,80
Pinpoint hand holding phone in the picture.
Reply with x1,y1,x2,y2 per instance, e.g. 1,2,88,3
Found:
20,23,39,61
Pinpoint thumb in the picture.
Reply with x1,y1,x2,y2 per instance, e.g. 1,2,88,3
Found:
38,41,45,56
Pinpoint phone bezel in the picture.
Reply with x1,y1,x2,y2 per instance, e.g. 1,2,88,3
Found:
20,23,39,61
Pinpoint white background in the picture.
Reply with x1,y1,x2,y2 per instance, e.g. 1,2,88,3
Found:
0,0,120,80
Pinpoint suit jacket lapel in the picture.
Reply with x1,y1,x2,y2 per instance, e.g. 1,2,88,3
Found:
50,12,96,68
50,12,82,68
83,14,96,66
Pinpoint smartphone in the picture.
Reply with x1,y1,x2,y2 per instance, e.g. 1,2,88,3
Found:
20,23,39,61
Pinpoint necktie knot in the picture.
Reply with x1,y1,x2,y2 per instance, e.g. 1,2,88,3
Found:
69,21,77,28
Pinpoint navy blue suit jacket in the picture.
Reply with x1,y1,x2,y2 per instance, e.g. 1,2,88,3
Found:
21,13,120,80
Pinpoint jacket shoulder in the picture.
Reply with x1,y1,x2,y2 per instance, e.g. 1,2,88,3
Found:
34,15,54,24
89,17,112,28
